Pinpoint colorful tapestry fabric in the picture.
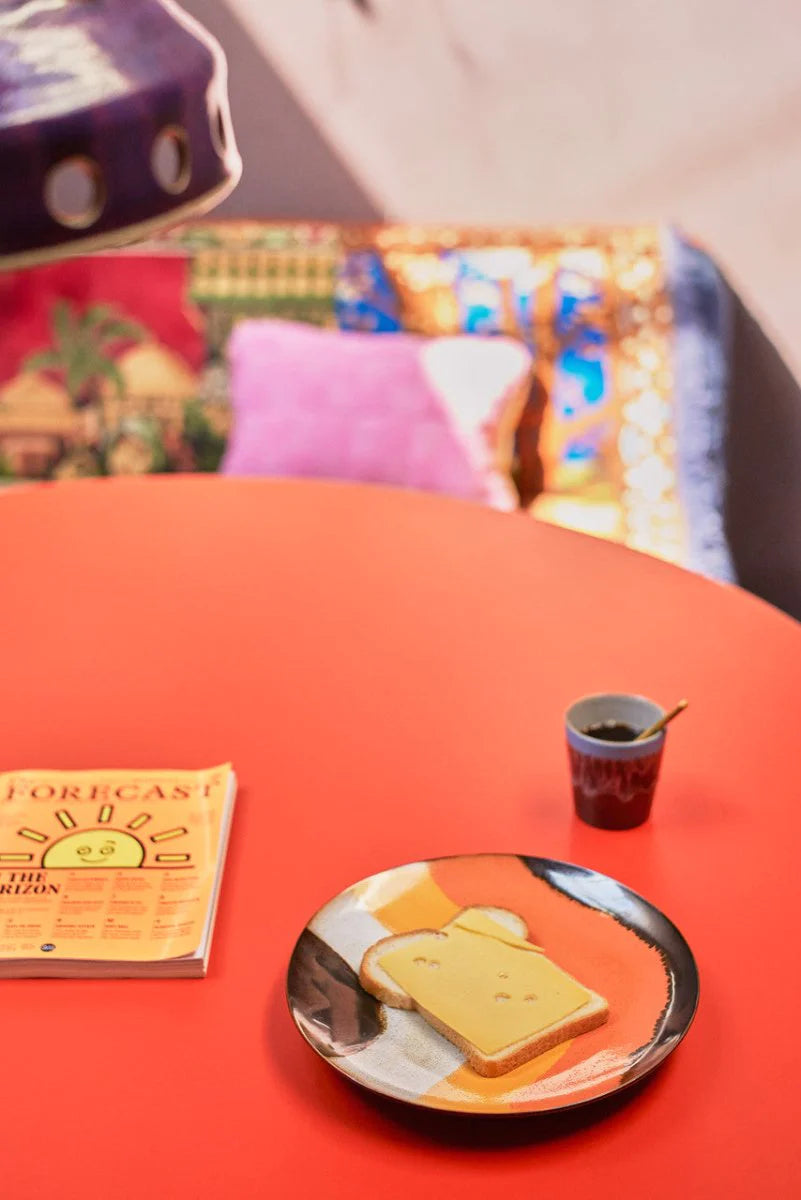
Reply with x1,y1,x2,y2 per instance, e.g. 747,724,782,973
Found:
156,220,342,359
222,319,532,511
0,223,341,482
0,219,733,584
663,229,733,582
335,224,734,581
0,251,223,481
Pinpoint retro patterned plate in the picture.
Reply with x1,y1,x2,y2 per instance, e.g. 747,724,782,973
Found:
286,854,698,1115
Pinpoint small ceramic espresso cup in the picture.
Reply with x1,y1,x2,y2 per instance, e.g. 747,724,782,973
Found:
566,694,666,830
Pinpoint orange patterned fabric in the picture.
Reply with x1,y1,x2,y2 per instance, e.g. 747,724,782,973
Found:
337,224,689,568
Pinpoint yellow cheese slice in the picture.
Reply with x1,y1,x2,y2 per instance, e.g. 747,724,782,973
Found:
377,915,591,1056
450,908,544,953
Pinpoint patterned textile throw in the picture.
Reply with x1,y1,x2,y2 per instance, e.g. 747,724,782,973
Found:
0,222,341,482
164,219,342,330
335,225,734,581
0,218,733,583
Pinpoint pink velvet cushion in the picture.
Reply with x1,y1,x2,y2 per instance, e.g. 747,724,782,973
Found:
221,320,531,510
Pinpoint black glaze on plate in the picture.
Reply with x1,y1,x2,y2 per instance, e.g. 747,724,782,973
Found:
519,856,699,1085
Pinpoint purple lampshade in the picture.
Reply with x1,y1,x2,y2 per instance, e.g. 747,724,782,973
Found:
0,0,241,268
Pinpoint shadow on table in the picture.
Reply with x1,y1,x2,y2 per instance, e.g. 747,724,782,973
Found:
268,979,672,1148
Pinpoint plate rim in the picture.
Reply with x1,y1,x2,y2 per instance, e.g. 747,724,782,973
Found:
285,852,700,1117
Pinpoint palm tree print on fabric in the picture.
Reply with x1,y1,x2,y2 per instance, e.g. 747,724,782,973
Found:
24,300,145,409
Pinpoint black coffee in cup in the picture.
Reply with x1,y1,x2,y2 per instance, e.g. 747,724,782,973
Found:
582,720,640,743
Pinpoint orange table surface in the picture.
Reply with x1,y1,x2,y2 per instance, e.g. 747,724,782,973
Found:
2,476,800,1199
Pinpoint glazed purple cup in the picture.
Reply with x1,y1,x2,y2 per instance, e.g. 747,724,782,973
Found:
566,694,666,830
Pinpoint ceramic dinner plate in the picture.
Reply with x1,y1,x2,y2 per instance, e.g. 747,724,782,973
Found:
286,854,698,1115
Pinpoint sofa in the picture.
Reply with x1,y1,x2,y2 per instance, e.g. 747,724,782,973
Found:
1,219,799,621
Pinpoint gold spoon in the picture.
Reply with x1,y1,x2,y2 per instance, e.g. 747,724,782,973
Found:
635,699,688,741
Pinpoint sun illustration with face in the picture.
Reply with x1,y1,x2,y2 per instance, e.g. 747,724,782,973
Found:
0,804,192,868
43,828,145,868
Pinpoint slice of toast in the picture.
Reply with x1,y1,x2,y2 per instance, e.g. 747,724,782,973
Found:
359,906,608,1077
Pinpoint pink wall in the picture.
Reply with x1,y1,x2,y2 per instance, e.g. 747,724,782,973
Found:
184,0,801,376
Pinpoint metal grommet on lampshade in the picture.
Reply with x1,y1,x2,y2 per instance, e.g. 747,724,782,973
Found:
44,156,108,229
151,125,193,195
0,0,242,269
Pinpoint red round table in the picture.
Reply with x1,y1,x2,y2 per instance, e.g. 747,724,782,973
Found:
2,476,800,1199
